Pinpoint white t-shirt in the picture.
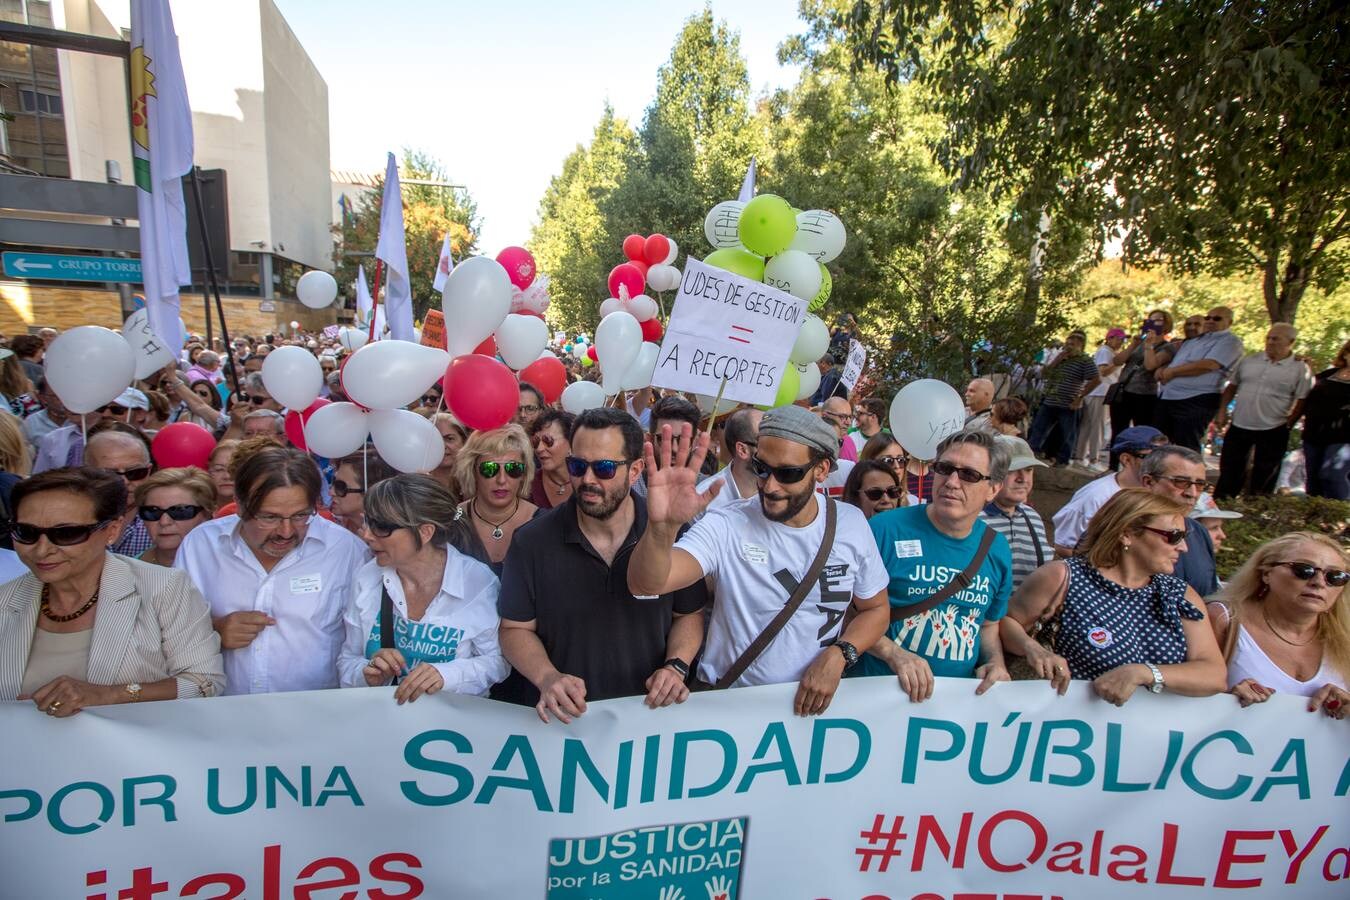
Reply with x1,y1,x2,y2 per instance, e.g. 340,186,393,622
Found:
1087,345,1118,398
676,493,889,688
698,465,747,516
1050,472,1122,550
818,459,854,499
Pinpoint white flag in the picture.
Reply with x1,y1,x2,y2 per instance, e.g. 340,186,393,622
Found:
355,264,373,323
432,233,455,292
737,156,757,203
374,152,414,341
131,0,194,351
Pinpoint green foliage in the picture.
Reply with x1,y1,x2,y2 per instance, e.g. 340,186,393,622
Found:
333,149,480,323
843,0,1350,326
1214,494,1350,580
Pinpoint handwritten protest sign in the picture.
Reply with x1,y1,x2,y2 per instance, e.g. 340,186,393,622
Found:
841,338,867,393
420,309,446,349
652,258,807,406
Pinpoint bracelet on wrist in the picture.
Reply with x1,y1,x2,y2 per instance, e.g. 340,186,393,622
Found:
663,658,690,679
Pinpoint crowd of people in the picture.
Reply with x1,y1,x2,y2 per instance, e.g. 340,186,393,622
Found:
0,319,1344,730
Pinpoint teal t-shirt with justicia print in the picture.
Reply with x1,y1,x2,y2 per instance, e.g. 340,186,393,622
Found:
365,614,465,668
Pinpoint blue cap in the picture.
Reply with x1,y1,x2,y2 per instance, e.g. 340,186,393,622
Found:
1110,425,1165,453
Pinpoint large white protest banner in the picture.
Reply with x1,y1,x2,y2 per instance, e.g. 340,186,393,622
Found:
653,258,807,406
2,680,1346,898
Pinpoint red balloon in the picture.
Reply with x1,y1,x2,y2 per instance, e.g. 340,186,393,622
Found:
443,354,518,431
608,263,645,300
586,345,598,361
518,356,566,404
473,334,498,357
640,318,664,343
628,260,649,279
284,398,331,451
643,234,671,266
622,234,646,262
151,422,216,470
495,246,537,291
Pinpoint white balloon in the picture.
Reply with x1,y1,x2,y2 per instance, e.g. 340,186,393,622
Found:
789,314,830,366
296,270,338,309
695,393,737,416
764,250,823,302
303,402,369,458
368,409,444,473
121,309,176,380
441,256,512,357
560,380,606,414
342,341,450,410
261,346,323,411
662,238,679,266
338,327,368,352
625,294,658,323
594,311,642,395
621,341,661,391
646,265,682,293
599,297,623,319
790,210,847,263
495,314,549,371
889,379,965,460
45,326,136,414
704,200,746,249
795,362,820,401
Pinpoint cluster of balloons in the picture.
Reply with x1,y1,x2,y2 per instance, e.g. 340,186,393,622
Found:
496,246,551,318
610,233,682,298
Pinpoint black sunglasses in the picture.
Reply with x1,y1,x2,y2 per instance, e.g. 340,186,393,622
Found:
931,459,992,484
478,460,526,479
861,487,902,502
138,504,205,522
1140,525,1187,545
878,455,908,468
9,520,114,546
565,456,628,480
331,478,363,498
364,518,401,539
1274,561,1350,587
1204,315,1226,322
97,404,128,416
750,456,818,485
108,465,153,482
534,433,558,449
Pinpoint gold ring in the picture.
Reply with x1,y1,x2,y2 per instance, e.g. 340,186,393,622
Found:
49,701,61,710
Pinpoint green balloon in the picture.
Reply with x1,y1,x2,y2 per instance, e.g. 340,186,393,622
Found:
705,248,766,281
772,363,800,407
809,264,832,311
738,194,798,257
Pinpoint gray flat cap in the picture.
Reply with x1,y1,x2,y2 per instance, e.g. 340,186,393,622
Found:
759,404,839,470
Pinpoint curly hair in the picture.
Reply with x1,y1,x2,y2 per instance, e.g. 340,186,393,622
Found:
453,425,535,502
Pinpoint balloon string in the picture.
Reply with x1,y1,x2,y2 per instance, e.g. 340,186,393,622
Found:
81,413,87,447
706,376,729,438
362,441,368,489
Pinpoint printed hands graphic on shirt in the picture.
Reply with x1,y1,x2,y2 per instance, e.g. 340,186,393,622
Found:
704,875,732,900
658,886,685,900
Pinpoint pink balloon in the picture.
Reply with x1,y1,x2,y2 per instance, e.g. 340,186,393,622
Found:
443,354,519,431
151,422,216,470
285,398,331,451
608,263,645,301
495,246,537,291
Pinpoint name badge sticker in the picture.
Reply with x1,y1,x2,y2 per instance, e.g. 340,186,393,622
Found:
894,539,923,559
290,574,323,595
740,542,769,565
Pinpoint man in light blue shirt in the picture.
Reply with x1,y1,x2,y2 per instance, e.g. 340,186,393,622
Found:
1155,305,1245,451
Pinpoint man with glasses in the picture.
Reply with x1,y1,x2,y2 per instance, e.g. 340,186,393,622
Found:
1155,305,1245,452
855,428,1014,701
176,444,370,694
83,429,155,557
514,383,546,432
980,437,1050,592
629,405,891,716
700,408,762,516
496,408,708,722
848,397,887,454
33,387,147,473
821,396,859,463
1052,425,1166,556
1140,445,1220,596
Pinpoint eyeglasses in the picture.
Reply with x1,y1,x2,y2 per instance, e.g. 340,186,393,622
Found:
1204,315,1226,322
478,460,526,480
877,455,908,468
107,465,153,482
8,520,114,546
565,456,629,480
1139,526,1187,545
97,404,128,416
1155,475,1209,491
236,394,260,405
419,394,440,406
821,412,851,426
138,504,205,522
518,404,541,415
250,511,313,529
861,487,902,502
331,478,362,498
931,459,992,484
750,456,818,485
534,433,557,449
1272,561,1350,587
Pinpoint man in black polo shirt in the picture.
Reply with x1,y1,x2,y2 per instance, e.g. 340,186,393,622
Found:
496,407,708,723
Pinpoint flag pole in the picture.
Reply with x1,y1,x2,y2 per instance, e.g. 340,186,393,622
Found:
367,259,384,342
189,167,240,397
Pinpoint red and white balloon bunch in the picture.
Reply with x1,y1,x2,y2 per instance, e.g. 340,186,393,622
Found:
602,232,678,345
496,246,551,319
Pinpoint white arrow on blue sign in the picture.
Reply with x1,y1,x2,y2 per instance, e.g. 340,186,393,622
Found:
2,251,143,284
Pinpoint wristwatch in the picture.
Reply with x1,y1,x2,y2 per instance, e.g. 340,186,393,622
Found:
663,658,690,679
1144,663,1164,694
832,640,860,670
126,683,144,702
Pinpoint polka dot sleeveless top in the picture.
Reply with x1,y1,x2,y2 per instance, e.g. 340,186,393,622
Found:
1058,556,1202,680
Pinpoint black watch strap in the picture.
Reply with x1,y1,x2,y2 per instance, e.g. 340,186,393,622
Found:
663,658,690,678
832,640,860,670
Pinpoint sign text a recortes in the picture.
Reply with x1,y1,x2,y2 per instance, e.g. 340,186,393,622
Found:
652,258,807,407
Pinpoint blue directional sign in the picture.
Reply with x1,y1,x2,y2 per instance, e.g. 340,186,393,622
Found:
2,251,142,283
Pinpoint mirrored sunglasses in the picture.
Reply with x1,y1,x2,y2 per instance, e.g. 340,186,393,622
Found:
478,460,526,480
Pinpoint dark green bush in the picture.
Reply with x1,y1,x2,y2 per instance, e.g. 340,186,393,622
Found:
1213,494,1350,580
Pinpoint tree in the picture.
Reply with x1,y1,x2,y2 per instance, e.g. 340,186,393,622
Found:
843,0,1350,325
334,149,480,323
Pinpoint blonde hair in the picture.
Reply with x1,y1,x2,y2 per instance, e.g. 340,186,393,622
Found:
0,410,31,476
1081,487,1191,570
454,424,534,501
1214,532,1350,680
133,467,220,513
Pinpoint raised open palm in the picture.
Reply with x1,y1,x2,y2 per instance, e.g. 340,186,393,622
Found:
643,422,721,527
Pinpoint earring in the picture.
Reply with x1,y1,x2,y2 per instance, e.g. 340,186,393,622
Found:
1123,544,1131,552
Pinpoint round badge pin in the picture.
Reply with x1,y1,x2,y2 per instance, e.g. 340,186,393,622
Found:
1087,626,1113,649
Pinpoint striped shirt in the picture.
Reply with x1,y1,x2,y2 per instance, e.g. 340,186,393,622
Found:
980,501,1050,591
1042,353,1099,408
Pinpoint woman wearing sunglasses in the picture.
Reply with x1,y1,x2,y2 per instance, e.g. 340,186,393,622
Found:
0,468,224,713
1207,533,1349,718
453,426,540,575
338,475,508,702
842,460,910,519
133,468,218,567
1001,488,1227,705
860,433,931,503
329,447,397,535
528,410,576,510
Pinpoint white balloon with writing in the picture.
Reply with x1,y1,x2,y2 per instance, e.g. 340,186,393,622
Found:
121,309,177,380
795,362,820,401
764,250,822,302
889,379,965,460
704,201,746,249
790,210,847,263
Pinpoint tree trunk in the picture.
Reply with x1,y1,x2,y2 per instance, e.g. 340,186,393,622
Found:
1264,253,1308,325
1021,208,1051,325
